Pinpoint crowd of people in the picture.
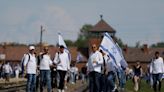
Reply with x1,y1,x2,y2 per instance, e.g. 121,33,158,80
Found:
0,61,21,81
0,45,85,92
0,44,164,92
22,45,81,92
87,44,164,92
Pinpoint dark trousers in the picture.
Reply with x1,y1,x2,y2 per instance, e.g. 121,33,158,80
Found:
152,73,163,92
89,71,101,92
51,70,58,88
100,74,107,92
58,70,67,90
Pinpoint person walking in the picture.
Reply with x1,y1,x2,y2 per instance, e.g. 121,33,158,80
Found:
87,44,103,92
23,46,37,92
53,45,70,92
3,61,12,82
133,61,143,91
14,64,21,79
99,50,108,92
81,66,87,84
150,51,164,92
70,63,78,84
102,50,117,92
39,46,53,92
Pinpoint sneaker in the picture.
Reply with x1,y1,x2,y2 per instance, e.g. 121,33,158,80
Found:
58,89,61,92
61,90,65,92
71,82,75,84
64,85,67,89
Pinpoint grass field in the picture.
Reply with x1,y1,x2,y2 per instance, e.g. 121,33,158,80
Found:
125,80,164,92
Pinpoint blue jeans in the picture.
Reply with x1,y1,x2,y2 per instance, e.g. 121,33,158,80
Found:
117,69,126,89
26,74,36,92
107,71,116,92
40,70,51,92
89,71,101,92
81,73,86,82
70,72,75,83
152,73,163,92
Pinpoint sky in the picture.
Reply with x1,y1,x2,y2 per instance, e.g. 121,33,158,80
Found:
0,0,164,46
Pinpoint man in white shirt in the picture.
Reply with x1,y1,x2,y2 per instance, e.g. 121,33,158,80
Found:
87,44,103,92
3,61,12,82
53,45,70,92
150,51,164,92
23,46,37,92
39,46,53,92
70,63,78,84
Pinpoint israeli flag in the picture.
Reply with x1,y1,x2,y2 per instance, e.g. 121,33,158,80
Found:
76,52,83,63
100,32,122,68
115,43,128,69
58,33,71,61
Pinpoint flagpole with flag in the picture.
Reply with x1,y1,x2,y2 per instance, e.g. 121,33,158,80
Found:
99,32,128,89
99,32,125,69
58,33,71,61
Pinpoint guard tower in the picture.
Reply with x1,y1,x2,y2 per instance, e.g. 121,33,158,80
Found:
88,15,116,50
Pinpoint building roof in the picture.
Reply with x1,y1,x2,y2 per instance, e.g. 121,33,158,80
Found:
123,47,164,62
1,45,164,64
90,19,116,33
0,46,87,63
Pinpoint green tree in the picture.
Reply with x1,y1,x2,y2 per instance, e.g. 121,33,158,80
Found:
111,36,125,47
75,24,93,47
117,38,125,47
151,42,164,48
64,40,75,46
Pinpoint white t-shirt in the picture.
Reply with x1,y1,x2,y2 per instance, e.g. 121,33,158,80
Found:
40,54,53,70
53,52,70,71
70,66,78,74
87,51,103,73
23,53,37,74
150,57,164,74
3,63,12,73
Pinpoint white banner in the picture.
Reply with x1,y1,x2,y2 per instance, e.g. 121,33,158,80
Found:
58,33,71,61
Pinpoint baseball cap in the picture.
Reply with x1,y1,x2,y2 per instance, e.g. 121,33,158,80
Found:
29,46,35,50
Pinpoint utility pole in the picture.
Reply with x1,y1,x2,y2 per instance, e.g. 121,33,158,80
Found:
40,25,45,52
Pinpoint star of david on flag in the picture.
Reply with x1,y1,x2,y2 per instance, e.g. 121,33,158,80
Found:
99,32,123,67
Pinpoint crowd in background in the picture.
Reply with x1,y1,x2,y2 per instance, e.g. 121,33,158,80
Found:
87,44,164,92
0,61,21,80
0,44,164,92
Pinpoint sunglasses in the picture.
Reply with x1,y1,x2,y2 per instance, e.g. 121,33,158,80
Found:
92,46,96,48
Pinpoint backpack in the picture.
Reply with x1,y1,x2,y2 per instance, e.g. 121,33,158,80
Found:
20,53,30,75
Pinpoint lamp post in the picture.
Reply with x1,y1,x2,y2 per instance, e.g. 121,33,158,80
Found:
40,25,45,51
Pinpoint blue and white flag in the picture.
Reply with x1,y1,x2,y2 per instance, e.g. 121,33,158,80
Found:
99,32,122,68
76,52,83,63
115,43,128,69
58,33,71,61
